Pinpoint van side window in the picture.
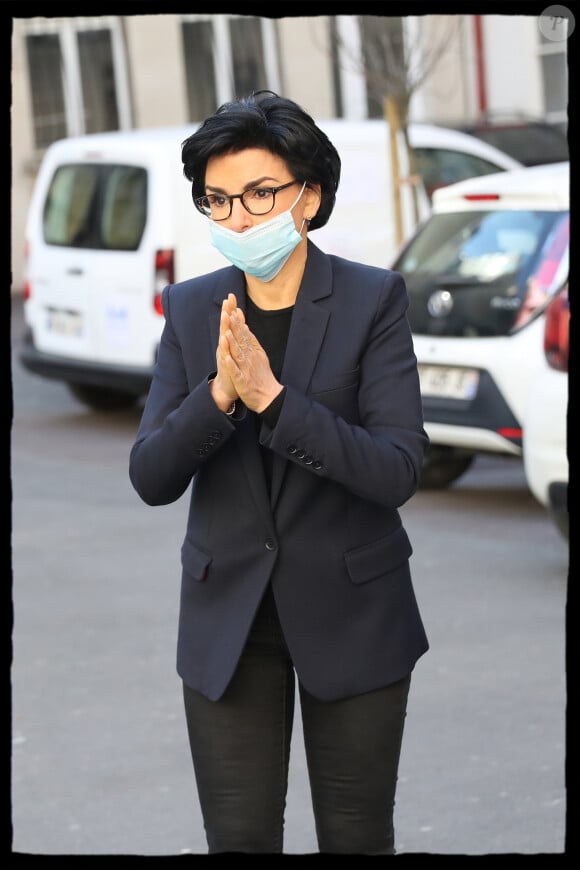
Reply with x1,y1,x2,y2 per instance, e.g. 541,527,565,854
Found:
42,164,147,251
413,148,509,200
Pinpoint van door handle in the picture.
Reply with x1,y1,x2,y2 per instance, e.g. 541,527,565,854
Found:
67,267,84,275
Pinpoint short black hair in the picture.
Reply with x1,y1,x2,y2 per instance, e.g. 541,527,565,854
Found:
182,90,341,231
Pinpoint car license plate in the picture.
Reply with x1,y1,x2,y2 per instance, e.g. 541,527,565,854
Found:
418,365,479,400
46,307,84,337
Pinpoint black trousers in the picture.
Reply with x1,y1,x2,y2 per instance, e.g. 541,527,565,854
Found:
182,584,411,854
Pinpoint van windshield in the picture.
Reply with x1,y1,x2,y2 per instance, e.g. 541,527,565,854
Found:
42,163,147,250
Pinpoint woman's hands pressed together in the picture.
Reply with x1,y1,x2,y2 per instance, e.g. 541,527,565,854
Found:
211,292,284,415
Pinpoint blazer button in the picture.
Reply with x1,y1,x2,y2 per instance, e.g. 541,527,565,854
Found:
296,449,306,460
286,443,297,455
304,455,313,465
313,460,323,470
265,538,277,551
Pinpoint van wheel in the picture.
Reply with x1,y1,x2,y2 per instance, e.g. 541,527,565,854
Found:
419,445,475,489
67,382,140,411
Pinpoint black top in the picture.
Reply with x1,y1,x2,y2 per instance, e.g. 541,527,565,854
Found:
246,295,293,488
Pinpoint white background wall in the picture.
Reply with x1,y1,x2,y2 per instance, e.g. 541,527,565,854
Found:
483,16,544,117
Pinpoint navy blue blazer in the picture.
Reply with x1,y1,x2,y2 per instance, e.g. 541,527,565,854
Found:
129,241,429,701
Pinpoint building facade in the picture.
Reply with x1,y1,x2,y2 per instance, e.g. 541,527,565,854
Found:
10,12,568,292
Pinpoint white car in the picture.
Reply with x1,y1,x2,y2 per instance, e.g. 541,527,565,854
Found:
391,162,569,489
523,282,569,539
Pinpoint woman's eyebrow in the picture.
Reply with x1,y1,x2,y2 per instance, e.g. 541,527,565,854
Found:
205,176,279,193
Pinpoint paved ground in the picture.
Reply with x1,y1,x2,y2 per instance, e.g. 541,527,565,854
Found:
9,294,571,857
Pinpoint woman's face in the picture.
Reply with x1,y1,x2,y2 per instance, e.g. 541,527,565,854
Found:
204,148,319,233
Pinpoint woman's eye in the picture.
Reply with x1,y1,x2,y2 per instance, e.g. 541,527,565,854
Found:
210,195,228,208
249,188,272,201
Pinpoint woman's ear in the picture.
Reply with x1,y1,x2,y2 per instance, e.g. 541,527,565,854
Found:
304,184,322,221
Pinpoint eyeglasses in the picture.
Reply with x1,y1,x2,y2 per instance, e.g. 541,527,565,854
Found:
194,180,300,221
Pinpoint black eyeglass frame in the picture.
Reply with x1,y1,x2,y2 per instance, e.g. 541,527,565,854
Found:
193,180,301,220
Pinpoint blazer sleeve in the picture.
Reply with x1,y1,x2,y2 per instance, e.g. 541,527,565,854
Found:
260,271,429,509
128,284,240,506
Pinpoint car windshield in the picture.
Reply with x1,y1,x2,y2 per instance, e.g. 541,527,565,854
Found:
396,209,569,337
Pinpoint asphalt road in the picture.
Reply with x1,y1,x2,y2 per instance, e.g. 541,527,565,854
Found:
9,295,570,857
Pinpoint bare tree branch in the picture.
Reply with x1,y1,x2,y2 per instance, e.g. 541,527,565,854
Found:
333,15,463,128
329,15,464,232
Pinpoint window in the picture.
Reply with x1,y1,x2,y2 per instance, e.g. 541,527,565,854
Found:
25,18,130,150
413,147,511,200
43,163,147,251
330,15,405,120
538,29,568,129
182,19,218,122
456,122,569,166
358,16,405,119
229,17,267,97
78,29,119,134
181,14,279,121
26,33,67,148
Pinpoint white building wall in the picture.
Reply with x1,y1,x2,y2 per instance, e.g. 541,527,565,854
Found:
124,16,188,127
412,16,473,124
334,15,366,120
452,15,480,122
11,20,38,297
277,17,335,117
482,15,544,116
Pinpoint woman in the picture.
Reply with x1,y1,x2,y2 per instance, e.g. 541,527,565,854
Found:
129,90,429,854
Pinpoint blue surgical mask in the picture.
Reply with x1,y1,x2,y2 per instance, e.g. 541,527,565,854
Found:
209,183,307,282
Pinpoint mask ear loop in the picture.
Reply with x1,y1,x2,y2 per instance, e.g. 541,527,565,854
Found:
292,184,310,235
299,180,319,231
290,181,307,211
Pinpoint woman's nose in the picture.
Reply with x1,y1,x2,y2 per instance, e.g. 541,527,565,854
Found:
228,197,253,231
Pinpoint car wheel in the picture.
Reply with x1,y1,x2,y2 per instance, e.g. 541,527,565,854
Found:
67,382,140,411
419,445,475,489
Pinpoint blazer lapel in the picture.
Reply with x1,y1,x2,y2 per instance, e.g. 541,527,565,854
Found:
270,243,333,506
209,269,247,353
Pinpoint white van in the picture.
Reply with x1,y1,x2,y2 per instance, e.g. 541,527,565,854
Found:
19,120,520,410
